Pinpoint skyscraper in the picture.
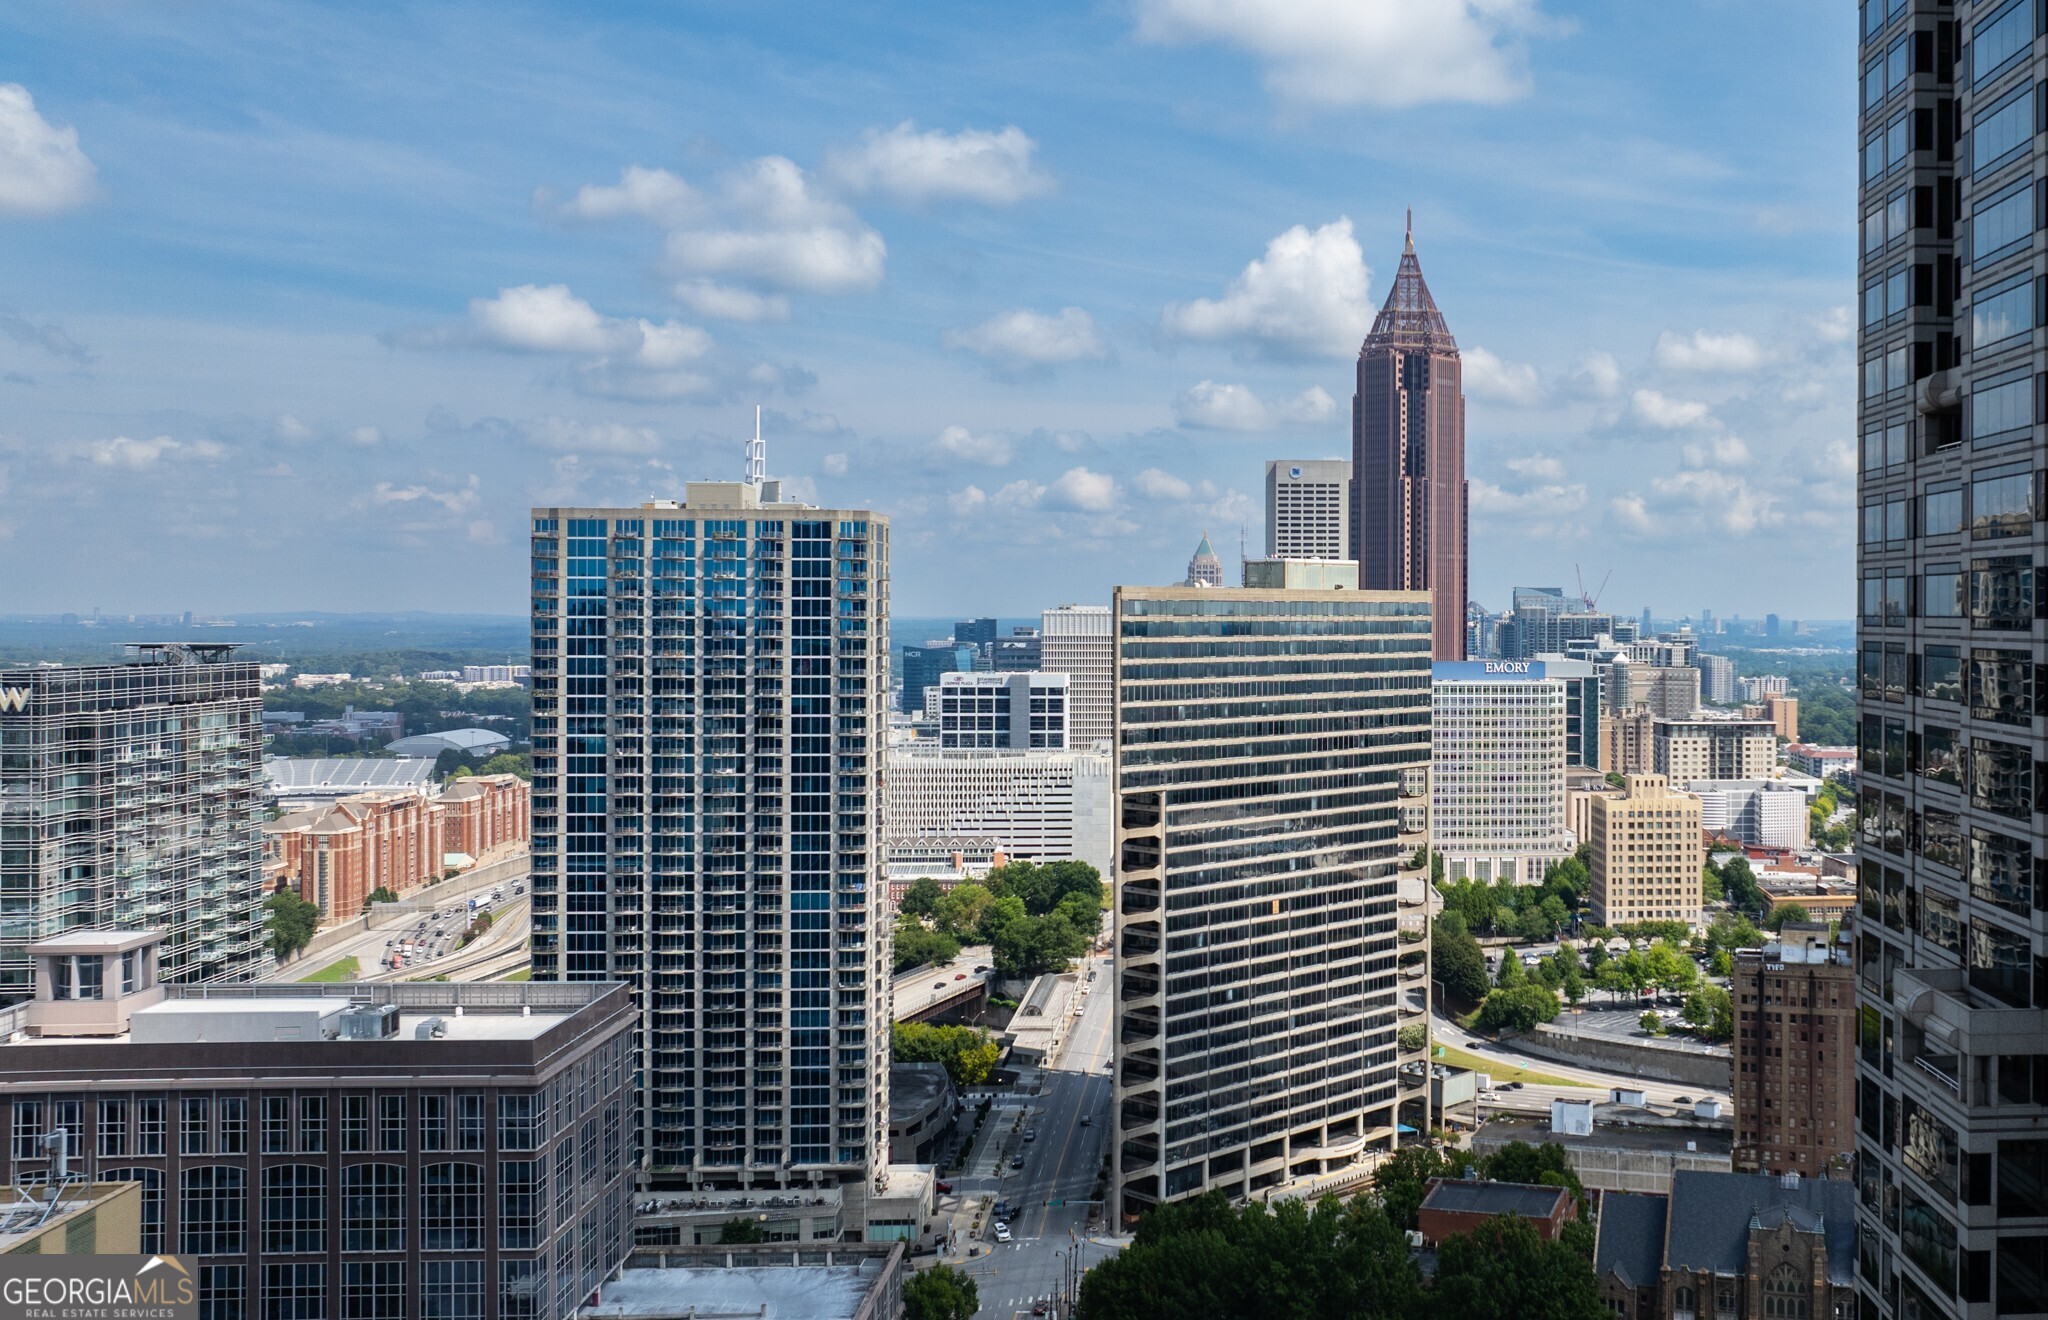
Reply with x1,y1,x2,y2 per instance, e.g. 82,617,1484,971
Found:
1110,584,1431,1221
1731,924,1855,1177
1183,532,1224,587
1352,218,1467,660
1430,661,1576,885
1041,604,1113,750
0,645,267,997
900,641,977,714
1265,459,1352,560
528,463,892,1198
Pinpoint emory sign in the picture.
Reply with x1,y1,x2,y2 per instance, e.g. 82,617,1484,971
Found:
1483,661,1532,674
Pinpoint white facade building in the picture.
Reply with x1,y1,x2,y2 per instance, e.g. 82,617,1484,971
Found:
1040,604,1113,751
1265,459,1352,560
937,671,1068,750
1739,675,1789,702
882,748,1113,878
1688,780,1812,849
1431,661,1577,884
1698,653,1737,705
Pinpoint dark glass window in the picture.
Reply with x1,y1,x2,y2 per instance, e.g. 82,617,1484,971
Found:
1921,724,1961,785
1972,464,2035,537
1999,1140,2048,1217
1972,276,2033,348
1925,645,1963,701
1971,556,2035,628
1924,564,1965,618
1926,486,1964,535
1969,649,2031,724
1968,738,2032,818
1975,0,2035,87
1972,375,2034,444
1921,807,1962,869
1969,829,2032,915
1973,85,2034,175
1973,182,2034,268
1970,921,2032,1007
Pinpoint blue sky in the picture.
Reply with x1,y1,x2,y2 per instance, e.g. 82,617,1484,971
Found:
0,1,1854,620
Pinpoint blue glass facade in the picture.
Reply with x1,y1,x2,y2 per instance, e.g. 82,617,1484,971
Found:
529,491,889,1187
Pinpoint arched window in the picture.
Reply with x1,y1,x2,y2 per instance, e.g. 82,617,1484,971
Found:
179,1165,245,1256
1674,1283,1697,1318
1765,1263,1809,1319
261,1164,327,1254
341,1163,404,1253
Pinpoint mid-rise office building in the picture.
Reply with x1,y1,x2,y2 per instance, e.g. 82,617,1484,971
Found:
1731,925,1854,1177
1853,7,2048,1308
1353,221,1467,660
1613,661,1702,719
935,671,1068,750
1689,780,1810,850
1744,693,1799,741
900,642,976,715
0,645,267,998
529,472,892,1194
1265,459,1352,560
1499,607,1621,661
1697,653,1737,705
1112,585,1430,1221
881,747,1111,878
1602,705,1656,776
1653,718,1777,784
1585,774,1704,927
0,930,633,1319
1040,604,1113,750
990,628,1042,671
1431,661,1577,884
1627,632,1699,669
954,618,998,656
1531,654,1604,768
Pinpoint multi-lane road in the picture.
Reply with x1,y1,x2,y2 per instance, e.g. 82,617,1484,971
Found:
267,856,531,984
953,952,1116,1320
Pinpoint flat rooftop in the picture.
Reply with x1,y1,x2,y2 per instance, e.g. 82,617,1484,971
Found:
586,1264,877,1319
1475,1115,1734,1156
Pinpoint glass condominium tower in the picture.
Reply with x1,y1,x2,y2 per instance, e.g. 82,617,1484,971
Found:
1856,3,2048,1318
528,477,890,1191
1110,585,1431,1223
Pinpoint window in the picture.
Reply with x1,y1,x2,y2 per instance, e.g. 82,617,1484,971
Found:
1763,1263,1809,1319
420,1261,485,1320
1972,375,2034,445
1969,738,2032,818
1974,85,2034,176
340,1263,404,1320
299,1096,326,1154
180,1166,246,1256
100,1168,164,1254
340,1164,403,1253
340,1094,368,1153
261,1264,324,1320
1926,485,1964,535
10,1100,42,1161
199,1265,245,1320
1920,889,1963,954
217,1097,246,1156
97,1100,127,1158
1922,725,1961,785
377,1095,406,1153
420,1093,448,1151
1901,1188,1958,1291
180,1098,211,1155
1970,828,2032,914
261,1165,326,1255
1973,182,2033,267
1972,464,2035,536
262,1095,291,1154
1970,920,2032,1008
1904,1098,1961,1199
500,1160,545,1250
1924,564,1965,618
1971,556,2036,628
2001,1140,2048,1217
1999,1239,2048,1317
1969,648,2032,724
457,1093,486,1151
1925,645,1963,701
420,1162,484,1252
1975,0,2034,87
499,1094,536,1151
1973,276,2034,348
501,1258,546,1320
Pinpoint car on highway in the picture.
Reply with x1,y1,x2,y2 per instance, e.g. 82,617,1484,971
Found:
1503,1081,1524,1090
1674,1095,1693,1105
934,982,947,990
1033,1303,1049,1316
993,1223,1011,1243
1079,1115,1092,1126
954,972,967,980
1023,1129,1036,1142
1010,1156,1025,1169
934,1180,952,1194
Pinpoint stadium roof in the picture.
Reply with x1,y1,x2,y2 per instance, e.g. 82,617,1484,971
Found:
385,728,510,758
264,758,438,792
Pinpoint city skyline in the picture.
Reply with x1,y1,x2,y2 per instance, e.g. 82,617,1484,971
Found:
0,4,1853,618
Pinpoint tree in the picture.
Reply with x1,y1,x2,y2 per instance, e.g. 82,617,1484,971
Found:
1682,986,1735,1040
1701,866,1726,904
1372,1144,1473,1231
1709,948,1733,977
903,1265,979,1320
1495,947,1526,989
1643,941,1697,994
891,918,961,975
1593,961,1631,1003
477,751,532,780
1766,902,1812,930
264,890,320,961
1603,771,1626,788
1428,1213,1606,1320
1476,985,1561,1034
1559,962,1585,1008
1479,1141,1588,1218
1397,1023,1427,1053
1720,856,1764,912
717,1216,765,1243
934,883,993,941
891,1022,1001,1087
361,886,398,912
899,877,945,920
976,894,1028,946
1432,912,1490,1004
1640,1010,1663,1034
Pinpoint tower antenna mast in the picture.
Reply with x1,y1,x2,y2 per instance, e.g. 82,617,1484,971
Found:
745,405,767,486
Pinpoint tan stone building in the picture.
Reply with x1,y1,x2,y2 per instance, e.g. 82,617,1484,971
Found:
1587,774,1705,927
1602,705,1657,776
1741,694,1799,742
1731,925,1854,1177
1653,718,1778,784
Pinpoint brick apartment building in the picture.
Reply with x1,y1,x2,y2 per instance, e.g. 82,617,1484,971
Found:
1731,924,1854,1175
1416,1177,1578,1247
265,775,528,921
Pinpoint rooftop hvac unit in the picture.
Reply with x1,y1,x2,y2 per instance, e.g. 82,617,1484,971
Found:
414,1016,448,1040
340,1003,400,1040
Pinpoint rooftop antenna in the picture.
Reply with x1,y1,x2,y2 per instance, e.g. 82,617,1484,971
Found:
744,405,766,487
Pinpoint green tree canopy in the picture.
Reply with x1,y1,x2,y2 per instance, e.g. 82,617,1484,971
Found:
1476,985,1561,1034
1766,902,1812,930
264,889,320,961
933,883,993,940
890,1022,1001,1087
1432,912,1490,1004
898,876,944,919
903,1264,979,1320
891,917,961,975
717,1216,765,1244
1431,1213,1606,1320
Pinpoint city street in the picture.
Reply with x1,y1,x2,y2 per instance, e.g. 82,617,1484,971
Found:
264,853,531,984
951,953,1118,1320
1433,1008,1727,1113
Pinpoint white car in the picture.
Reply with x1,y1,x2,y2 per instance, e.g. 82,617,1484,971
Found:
993,1223,1012,1243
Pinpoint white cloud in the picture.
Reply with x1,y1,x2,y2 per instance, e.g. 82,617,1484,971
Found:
1135,468,1194,500
828,122,1052,206
933,425,1012,466
1132,0,1546,109
347,426,382,447
1469,477,1588,520
1610,493,1654,534
1680,434,1752,468
942,307,1106,367
1654,329,1764,374
671,280,790,323
1505,453,1565,481
549,163,702,226
469,284,619,354
991,479,1046,509
0,84,96,217
522,416,665,455
1571,350,1622,399
1162,218,1373,358
369,474,482,515
1464,346,1543,405
1650,468,1781,535
822,453,849,476
949,485,989,516
1174,380,1336,430
1045,467,1119,513
273,415,313,443
1814,306,1854,345
82,435,225,469
1629,388,1712,429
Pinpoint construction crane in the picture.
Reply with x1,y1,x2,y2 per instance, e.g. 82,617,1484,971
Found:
1575,564,1613,612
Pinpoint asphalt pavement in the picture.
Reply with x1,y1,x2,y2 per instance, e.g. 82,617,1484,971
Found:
267,860,531,984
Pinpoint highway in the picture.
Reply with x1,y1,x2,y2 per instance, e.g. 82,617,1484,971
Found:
269,856,531,985
957,951,1116,1320
1432,1008,1728,1114
893,945,994,1019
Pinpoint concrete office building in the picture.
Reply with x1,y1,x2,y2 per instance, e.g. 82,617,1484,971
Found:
1265,459,1352,560
1585,774,1705,927
1040,604,1113,751
1499,608,1623,661
989,629,1041,671
1653,718,1778,784
1613,661,1702,719
1698,653,1737,705
1352,221,1467,660
1738,675,1788,703
899,642,976,715
1731,925,1854,1176
1112,585,1431,1221
0,931,633,1320
1430,662,1577,884
0,645,267,999
1745,693,1799,742
1603,705,1657,777
529,461,893,1195
1689,780,1810,850
1531,654,1604,768
882,747,1112,879
1855,8,2048,1314
935,671,1068,750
